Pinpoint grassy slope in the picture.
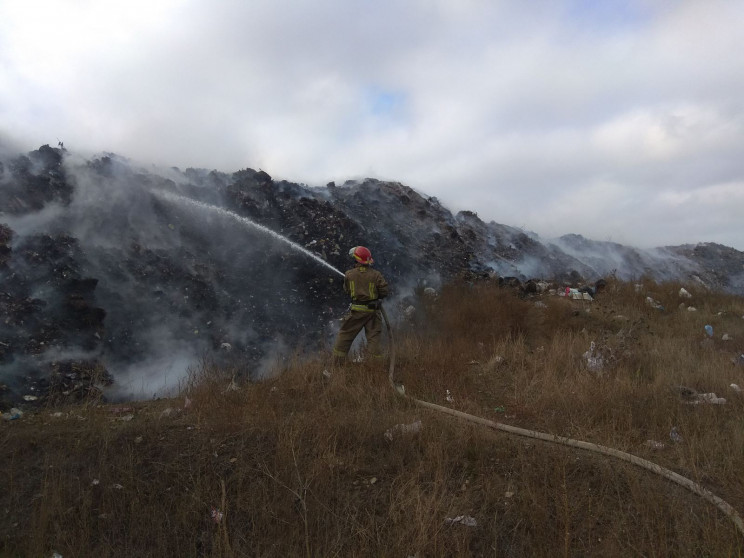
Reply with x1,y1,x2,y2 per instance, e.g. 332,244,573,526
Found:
2,278,744,557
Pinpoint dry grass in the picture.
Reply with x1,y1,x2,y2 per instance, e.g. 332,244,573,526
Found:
2,278,744,556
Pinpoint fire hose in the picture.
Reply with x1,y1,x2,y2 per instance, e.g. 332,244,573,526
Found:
379,306,744,537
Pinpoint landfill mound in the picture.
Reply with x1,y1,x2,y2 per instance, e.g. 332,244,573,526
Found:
1,144,743,406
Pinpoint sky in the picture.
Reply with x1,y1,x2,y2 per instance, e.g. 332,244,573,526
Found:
1,0,743,250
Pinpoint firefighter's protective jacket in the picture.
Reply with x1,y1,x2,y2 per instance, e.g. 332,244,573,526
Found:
344,265,388,312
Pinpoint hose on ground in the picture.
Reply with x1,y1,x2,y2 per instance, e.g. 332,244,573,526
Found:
379,306,744,537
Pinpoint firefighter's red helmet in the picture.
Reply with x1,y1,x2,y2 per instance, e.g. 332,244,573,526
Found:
349,246,373,265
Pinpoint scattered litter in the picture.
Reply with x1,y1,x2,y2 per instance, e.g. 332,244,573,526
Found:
445,390,454,403
736,354,744,366
583,342,604,374
91,479,100,486
679,288,692,298
423,287,438,298
687,306,697,312
184,396,192,409
159,408,174,418
112,483,124,490
722,333,732,341
134,436,143,444
645,440,665,450
704,325,713,337
322,369,332,379
116,414,134,422
2,408,23,421
50,412,63,418
270,386,278,393
23,395,38,401
224,378,239,392
534,301,547,309
52,552,63,558
670,427,683,443
369,477,378,485
467,360,480,365
730,384,741,393
444,515,477,527
563,288,584,300
504,491,514,498
210,507,223,523
689,393,726,405
634,283,643,293
404,305,416,317
220,342,232,351
645,297,664,310
384,420,423,441
109,406,133,414
229,457,237,463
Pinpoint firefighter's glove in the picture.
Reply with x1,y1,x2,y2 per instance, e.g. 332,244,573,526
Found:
367,300,382,310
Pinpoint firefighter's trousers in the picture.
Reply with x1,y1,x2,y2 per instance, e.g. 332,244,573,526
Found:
332,309,383,359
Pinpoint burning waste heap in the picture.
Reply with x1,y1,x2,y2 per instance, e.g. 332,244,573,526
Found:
2,144,744,409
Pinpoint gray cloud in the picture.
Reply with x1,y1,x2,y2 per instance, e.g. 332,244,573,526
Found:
1,0,743,249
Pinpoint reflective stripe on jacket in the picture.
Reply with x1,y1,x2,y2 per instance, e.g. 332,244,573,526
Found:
344,265,389,311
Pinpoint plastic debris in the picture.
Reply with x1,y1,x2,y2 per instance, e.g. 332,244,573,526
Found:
645,297,664,310
159,408,174,418
678,288,692,298
704,325,714,337
445,515,477,527
2,408,23,421
52,552,63,558
670,427,683,443
645,440,665,450
91,479,100,486
23,395,38,401
730,384,741,393
116,414,134,422
184,396,192,409
722,333,732,341
210,507,223,523
224,378,239,392
534,301,548,309
445,390,454,403
687,306,697,312
583,342,604,374
322,369,332,380
220,342,232,351
736,354,744,366
384,420,423,441
112,484,124,490
109,406,133,414
689,393,726,405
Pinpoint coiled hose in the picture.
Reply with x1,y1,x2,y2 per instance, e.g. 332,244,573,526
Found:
380,306,744,537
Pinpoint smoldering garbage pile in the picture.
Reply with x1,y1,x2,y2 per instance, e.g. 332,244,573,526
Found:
2,144,744,409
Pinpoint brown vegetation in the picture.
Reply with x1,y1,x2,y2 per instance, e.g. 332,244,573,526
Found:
2,278,744,556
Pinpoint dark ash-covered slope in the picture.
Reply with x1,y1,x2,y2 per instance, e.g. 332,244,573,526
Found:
1,145,742,405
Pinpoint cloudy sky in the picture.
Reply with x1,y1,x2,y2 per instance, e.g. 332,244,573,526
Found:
2,0,743,250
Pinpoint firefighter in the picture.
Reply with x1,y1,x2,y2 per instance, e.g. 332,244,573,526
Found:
332,246,389,362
